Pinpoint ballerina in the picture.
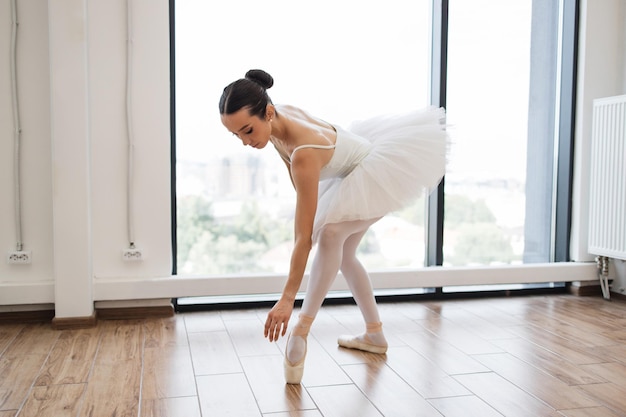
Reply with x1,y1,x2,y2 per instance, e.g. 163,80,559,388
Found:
219,69,448,384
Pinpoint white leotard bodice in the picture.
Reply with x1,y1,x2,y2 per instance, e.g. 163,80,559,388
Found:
282,127,372,180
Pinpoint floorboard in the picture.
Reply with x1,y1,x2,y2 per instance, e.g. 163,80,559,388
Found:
1,294,626,416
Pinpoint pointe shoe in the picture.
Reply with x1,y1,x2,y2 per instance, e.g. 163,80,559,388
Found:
337,334,388,354
284,334,307,384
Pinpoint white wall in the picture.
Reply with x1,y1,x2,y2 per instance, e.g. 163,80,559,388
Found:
0,1,623,318
570,0,626,295
570,0,626,262
0,0,171,317
0,1,54,288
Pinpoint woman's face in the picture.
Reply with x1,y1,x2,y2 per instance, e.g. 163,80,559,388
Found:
221,106,272,149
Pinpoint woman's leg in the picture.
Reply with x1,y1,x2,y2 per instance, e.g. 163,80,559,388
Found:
300,218,380,317
338,223,388,352
340,228,380,323
286,219,374,365
287,218,387,367
284,313,313,384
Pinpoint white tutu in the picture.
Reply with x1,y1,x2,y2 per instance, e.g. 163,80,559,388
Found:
312,107,449,243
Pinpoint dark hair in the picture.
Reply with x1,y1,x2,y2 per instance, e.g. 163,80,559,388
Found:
219,69,274,118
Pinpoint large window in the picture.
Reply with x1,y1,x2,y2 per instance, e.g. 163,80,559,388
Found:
444,1,534,266
175,0,433,276
173,0,578,291
443,0,575,267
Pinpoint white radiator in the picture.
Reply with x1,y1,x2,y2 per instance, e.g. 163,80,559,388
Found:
588,94,626,261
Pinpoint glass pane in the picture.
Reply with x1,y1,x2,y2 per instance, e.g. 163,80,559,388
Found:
176,0,432,275
444,0,559,266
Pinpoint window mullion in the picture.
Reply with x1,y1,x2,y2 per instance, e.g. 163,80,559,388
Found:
427,0,448,266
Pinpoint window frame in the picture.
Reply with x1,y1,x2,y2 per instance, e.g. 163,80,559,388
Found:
169,0,584,304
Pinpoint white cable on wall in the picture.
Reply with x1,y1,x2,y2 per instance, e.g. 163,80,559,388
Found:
10,0,23,252
126,0,136,248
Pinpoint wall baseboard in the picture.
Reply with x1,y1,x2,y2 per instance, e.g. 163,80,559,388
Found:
0,298,176,326
96,304,175,320
52,312,97,330
568,282,602,297
605,291,626,302
0,309,55,324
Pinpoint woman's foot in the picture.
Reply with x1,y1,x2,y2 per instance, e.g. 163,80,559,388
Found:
338,321,388,354
284,333,307,384
283,314,314,384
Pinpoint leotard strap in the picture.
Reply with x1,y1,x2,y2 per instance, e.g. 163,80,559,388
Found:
289,144,336,163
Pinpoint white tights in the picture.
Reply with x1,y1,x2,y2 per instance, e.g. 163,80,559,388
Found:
303,218,381,321
286,218,386,364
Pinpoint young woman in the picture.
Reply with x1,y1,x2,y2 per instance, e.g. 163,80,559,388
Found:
219,69,448,384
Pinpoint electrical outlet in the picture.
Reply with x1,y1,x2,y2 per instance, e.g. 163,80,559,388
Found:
7,251,32,264
122,248,143,261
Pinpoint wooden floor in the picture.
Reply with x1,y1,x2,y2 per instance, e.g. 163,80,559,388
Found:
2,294,626,416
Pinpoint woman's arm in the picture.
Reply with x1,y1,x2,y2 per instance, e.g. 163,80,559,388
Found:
264,148,322,341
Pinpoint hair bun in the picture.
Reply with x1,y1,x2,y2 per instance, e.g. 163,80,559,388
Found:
245,69,274,89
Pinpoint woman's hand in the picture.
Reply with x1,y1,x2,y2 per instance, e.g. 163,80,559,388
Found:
264,298,293,342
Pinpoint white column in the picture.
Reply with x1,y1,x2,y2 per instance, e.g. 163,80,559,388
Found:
48,0,94,320
571,0,625,262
